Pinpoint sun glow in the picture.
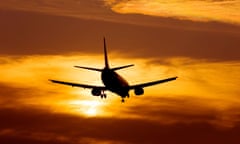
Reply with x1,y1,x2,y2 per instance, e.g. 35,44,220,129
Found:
0,55,240,127
67,100,103,117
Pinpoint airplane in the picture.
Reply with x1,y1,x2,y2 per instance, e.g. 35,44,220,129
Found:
50,37,178,102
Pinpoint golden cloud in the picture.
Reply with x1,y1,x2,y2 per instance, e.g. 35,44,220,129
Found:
0,55,239,128
104,0,240,25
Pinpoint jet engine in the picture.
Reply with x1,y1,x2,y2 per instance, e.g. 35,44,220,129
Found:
134,87,144,95
91,88,101,96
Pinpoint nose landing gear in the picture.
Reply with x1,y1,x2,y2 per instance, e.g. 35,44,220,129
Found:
121,93,130,103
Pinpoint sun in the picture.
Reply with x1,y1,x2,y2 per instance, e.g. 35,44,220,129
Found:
67,100,103,117
86,106,97,116
82,100,100,116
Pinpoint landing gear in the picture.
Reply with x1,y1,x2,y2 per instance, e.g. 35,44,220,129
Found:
121,93,129,103
103,94,107,98
100,90,107,99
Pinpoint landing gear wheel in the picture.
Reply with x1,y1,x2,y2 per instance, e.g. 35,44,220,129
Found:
121,99,125,103
100,90,107,99
103,94,107,99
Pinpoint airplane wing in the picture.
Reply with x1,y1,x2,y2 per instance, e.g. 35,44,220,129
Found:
129,77,178,89
49,79,106,90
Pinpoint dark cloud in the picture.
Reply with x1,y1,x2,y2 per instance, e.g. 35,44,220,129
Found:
0,80,240,143
0,84,32,107
0,106,240,144
1,0,239,31
0,9,239,60
123,96,240,127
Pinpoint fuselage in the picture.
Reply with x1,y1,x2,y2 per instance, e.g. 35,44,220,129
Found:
101,67,129,97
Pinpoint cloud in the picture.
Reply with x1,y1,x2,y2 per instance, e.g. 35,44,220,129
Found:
0,0,107,20
0,10,239,60
104,0,240,25
0,54,240,143
0,107,240,144
0,1,239,143
2,0,239,26
0,55,240,127
0,1,239,31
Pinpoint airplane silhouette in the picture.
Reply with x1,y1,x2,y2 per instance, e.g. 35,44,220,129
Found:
50,37,178,102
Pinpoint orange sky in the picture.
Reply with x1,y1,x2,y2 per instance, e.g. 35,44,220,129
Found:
0,1,240,144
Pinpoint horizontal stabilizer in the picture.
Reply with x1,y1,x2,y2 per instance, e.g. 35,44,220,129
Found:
74,66,103,72
111,64,134,71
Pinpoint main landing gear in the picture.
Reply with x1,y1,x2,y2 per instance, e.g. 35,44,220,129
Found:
100,90,107,99
100,94,106,99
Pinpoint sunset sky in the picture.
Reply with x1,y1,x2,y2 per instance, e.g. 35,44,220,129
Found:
0,0,240,144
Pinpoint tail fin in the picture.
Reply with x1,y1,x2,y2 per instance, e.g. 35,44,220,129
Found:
104,37,110,68
73,37,109,72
